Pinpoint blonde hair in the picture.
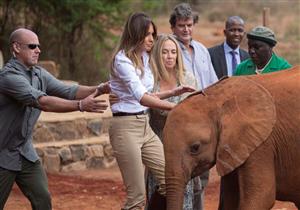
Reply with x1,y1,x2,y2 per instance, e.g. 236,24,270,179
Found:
150,34,185,86
111,12,157,77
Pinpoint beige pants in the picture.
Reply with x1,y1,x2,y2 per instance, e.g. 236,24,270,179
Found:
109,114,166,210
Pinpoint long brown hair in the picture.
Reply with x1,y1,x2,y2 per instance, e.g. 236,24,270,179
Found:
111,12,157,77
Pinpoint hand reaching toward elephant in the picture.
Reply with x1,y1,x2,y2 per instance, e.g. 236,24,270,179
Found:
172,85,196,96
151,85,196,100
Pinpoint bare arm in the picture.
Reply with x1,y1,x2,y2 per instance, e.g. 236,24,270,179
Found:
153,85,196,100
75,85,97,99
140,93,175,111
75,82,111,99
38,91,108,113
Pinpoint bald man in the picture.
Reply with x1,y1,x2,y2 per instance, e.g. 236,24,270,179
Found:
0,28,110,209
209,16,249,79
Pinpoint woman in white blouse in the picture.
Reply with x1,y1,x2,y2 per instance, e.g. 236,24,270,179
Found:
109,12,194,210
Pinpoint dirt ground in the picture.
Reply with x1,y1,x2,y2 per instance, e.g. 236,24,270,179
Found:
5,166,297,210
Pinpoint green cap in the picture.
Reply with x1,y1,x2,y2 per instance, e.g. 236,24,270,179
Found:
247,26,277,47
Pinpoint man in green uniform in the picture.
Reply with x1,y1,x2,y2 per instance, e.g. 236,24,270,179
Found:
235,26,292,75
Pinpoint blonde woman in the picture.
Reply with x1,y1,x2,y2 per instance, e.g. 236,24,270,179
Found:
146,34,197,210
109,13,194,210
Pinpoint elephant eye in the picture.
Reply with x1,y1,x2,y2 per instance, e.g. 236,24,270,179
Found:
190,143,200,155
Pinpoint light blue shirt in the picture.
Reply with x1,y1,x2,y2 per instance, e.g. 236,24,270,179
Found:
177,39,218,90
110,50,153,113
224,42,241,76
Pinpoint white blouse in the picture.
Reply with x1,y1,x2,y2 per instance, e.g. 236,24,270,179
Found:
110,50,154,113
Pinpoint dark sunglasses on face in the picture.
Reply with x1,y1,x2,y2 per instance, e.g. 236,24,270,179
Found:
14,42,40,50
26,44,40,50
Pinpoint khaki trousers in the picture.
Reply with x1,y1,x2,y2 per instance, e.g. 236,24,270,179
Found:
109,114,166,210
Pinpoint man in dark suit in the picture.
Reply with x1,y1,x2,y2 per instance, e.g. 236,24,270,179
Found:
209,16,249,79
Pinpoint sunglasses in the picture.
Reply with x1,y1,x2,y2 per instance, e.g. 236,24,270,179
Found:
14,42,40,50
26,44,40,50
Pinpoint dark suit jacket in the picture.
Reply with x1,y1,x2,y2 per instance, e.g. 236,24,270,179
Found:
208,43,249,79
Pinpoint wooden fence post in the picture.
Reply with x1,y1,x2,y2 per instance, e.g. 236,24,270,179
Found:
263,7,270,27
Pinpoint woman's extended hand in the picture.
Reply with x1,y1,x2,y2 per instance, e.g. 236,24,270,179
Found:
172,85,196,96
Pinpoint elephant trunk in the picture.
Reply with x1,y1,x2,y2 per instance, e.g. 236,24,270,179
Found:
166,176,187,210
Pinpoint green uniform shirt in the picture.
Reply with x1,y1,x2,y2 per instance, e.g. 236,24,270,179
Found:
235,53,292,75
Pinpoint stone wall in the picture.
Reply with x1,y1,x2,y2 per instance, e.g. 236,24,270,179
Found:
35,139,115,173
33,111,115,173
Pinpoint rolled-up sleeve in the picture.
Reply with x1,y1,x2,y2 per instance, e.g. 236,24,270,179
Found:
114,56,147,101
0,73,46,108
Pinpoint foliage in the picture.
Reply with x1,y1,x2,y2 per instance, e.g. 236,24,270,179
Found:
0,0,126,84
1,0,298,82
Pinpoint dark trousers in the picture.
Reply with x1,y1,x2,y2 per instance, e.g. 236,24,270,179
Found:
0,157,51,210
218,178,224,210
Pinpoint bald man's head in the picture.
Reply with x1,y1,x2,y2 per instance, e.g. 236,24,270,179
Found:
9,28,38,45
225,16,244,29
9,28,41,68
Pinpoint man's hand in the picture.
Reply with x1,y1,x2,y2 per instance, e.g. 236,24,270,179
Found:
172,85,196,96
80,91,108,113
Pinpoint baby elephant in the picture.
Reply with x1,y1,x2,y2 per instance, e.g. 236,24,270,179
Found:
163,66,300,210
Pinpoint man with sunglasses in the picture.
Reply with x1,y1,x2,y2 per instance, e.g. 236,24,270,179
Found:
0,28,110,210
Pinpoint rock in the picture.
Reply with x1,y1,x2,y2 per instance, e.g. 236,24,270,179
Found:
33,123,56,143
70,145,87,161
86,157,104,169
58,147,73,164
61,161,86,172
44,153,61,173
44,147,58,155
85,145,104,158
102,158,117,168
87,119,102,135
47,120,90,141
103,144,114,159
35,147,45,158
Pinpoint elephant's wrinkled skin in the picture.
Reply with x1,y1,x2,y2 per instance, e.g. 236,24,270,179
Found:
163,66,300,210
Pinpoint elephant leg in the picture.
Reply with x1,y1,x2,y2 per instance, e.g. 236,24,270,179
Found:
238,146,276,210
223,170,239,210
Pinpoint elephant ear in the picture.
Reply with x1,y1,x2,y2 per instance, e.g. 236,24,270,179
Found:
216,77,276,176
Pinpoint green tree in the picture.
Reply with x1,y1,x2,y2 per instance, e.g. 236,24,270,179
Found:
0,0,126,83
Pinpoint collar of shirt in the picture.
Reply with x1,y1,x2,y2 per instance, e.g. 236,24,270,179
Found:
173,35,194,51
223,42,241,76
223,42,240,55
12,57,31,70
7,57,39,76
